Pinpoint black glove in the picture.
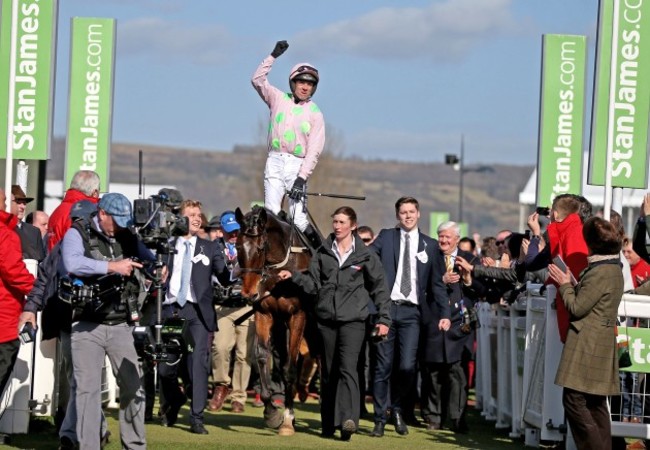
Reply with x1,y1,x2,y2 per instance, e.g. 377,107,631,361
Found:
271,40,289,58
288,177,306,201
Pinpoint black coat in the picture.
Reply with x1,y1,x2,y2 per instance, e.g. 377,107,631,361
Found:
420,248,483,364
291,234,391,327
16,222,45,261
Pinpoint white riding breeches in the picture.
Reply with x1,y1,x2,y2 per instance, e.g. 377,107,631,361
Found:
264,152,309,231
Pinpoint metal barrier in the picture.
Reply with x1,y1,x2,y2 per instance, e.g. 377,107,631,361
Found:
476,285,650,448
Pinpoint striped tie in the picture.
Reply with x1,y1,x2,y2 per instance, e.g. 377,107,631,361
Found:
400,234,411,297
177,240,192,306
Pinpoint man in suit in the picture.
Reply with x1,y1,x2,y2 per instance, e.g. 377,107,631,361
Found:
158,199,230,435
7,185,45,261
369,196,450,437
420,221,483,433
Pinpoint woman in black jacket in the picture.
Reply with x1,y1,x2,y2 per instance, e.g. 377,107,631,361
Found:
278,206,391,441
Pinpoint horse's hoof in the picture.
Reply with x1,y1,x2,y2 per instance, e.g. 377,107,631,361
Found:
264,410,284,429
278,423,295,436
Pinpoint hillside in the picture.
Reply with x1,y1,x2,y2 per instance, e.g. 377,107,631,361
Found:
46,139,534,238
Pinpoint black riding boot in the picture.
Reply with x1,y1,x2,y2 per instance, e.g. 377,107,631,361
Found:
303,225,322,249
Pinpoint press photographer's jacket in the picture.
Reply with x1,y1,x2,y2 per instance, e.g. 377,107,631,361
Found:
61,215,152,324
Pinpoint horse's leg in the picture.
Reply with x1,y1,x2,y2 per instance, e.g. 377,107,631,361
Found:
255,312,283,429
278,309,307,436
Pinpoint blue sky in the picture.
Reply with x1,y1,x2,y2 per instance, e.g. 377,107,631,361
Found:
54,0,598,165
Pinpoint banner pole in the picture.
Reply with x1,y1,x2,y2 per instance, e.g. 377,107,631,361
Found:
4,0,19,212
603,0,620,222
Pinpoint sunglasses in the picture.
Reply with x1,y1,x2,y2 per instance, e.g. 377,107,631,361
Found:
295,65,318,74
361,237,372,243
496,240,506,246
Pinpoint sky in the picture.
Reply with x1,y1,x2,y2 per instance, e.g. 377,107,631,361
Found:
52,0,599,165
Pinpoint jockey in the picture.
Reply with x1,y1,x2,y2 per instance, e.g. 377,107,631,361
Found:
251,40,325,249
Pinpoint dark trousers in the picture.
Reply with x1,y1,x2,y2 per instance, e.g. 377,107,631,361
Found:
158,303,210,425
421,361,467,424
373,302,420,424
562,387,612,450
0,339,20,397
318,320,366,433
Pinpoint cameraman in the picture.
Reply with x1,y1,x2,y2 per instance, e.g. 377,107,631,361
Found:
61,193,152,450
208,211,254,414
158,200,230,435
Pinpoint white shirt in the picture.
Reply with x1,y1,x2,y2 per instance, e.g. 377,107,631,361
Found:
332,239,355,267
165,236,198,305
390,228,419,304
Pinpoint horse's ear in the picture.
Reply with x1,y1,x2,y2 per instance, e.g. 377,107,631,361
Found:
259,208,267,227
235,207,244,225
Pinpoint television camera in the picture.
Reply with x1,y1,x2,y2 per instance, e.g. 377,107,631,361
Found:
133,188,189,254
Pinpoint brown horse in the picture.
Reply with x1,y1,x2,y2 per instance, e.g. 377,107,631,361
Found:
234,206,313,436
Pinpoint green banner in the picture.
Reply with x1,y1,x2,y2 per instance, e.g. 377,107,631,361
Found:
589,0,650,188
618,327,650,373
429,211,450,237
458,222,468,239
65,17,115,187
0,0,58,159
536,34,587,208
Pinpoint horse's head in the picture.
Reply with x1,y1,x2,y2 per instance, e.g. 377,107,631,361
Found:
235,206,269,302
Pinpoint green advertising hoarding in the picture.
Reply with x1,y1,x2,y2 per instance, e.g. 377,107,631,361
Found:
0,0,58,160
536,34,587,208
65,17,115,187
618,327,650,373
429,212,449,237
589,0,650,188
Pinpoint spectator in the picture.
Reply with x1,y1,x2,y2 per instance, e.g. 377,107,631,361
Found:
278,206,391,441
8,186,45,261
205,215,224,241
158,199,230,435
0,189,35,406
546,194,590,343
420,221,483,433
357,225,375,246
368,197,449,437
624,237,650,288
26,210,49,255
251,40,325,248
458,237,476,256
548,216,623,450
209,211,254,414
48,170,100,251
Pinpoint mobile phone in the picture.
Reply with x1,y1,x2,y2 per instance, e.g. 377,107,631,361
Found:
536,206,550,216
19,322,36,344
524,230,531,240
552,256,577,284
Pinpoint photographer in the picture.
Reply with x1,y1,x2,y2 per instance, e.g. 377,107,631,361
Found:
209,211,254,414
61,193,153,450
158,200,230,435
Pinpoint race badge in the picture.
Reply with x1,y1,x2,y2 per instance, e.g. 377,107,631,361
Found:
416,251,428,264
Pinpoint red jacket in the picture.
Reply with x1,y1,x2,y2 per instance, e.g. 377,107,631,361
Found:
546,213,589,343
47,189,99,251
0,211,35,343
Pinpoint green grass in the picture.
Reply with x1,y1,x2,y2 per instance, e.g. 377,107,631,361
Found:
0,396,525,449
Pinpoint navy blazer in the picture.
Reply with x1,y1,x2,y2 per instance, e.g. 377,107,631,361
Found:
166,236,229,332
370,227,449,320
